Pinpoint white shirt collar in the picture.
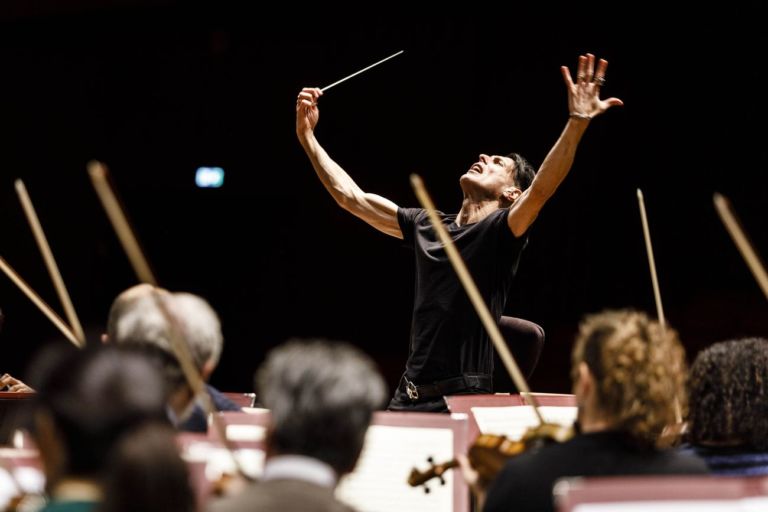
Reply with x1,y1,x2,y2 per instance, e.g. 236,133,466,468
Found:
262,455,338,488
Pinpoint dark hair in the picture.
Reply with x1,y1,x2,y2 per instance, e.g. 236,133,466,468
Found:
33,345,168,478
97,422,195,512
571,310,687,449
688,337,768,450
506,152,536,191
256,339,387,475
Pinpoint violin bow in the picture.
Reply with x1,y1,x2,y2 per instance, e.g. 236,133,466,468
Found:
637,189,682,424
714,193,768,301
87,162,158,285
410,174,545,424
87,160,252,481
15,179,86,347
636,190,666,330
0,256,80,346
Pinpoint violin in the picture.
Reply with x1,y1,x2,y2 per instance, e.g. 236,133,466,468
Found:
408,422,573,492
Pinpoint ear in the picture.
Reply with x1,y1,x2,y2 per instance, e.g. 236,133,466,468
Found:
502,186,522,204
201,358,216,381
574,361,593,399
101,333,109,344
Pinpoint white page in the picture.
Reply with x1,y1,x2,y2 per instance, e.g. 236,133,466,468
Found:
337,425,454,512
471,405,577,440
225,424,266,442
740,497,768,511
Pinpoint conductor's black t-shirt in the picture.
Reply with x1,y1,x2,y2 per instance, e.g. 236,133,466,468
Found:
397,207,527,385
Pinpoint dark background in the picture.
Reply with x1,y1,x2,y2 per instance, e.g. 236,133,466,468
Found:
1,1,766,396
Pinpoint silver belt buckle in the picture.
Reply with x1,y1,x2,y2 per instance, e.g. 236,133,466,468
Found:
405,377,419,400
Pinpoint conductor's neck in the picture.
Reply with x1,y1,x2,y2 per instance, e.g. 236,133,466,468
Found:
456,198,501,226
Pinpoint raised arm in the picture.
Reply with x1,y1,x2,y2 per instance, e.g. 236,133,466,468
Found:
507,54,623,236
296,87,402,239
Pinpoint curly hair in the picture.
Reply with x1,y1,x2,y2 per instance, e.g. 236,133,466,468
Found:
571,310,688,449
688,337,768,450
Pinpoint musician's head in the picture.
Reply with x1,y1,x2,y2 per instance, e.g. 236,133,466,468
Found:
459,152,535,207
106,284,225,423
571,309,687,448
257,339,387,478
100,422,195,512
108,285,223,372
688,337,768,450
105,284,161,343
31,344,167,491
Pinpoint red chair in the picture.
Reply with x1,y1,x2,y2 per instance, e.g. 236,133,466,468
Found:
220,392,256,408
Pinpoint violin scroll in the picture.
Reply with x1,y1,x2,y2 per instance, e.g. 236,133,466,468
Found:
407,456,459,493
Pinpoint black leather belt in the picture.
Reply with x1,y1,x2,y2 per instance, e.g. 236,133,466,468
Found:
402,374,492,401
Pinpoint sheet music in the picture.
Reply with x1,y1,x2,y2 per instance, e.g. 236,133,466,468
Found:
337,425,454,512
573,500,768,511
225,424,266,442
240,407,270,415
181,441,264,480
0,466,44,509
471,405,577,440
741,497,768,511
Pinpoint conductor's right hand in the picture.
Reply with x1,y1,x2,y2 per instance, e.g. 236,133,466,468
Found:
296,87,322,140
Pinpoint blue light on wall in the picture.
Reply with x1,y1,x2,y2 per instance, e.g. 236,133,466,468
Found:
195,167,225,188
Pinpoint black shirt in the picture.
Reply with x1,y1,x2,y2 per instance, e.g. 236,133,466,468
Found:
397,207,527,384
483,431,709,512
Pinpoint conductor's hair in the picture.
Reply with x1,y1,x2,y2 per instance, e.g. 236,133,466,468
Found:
506,152,536,191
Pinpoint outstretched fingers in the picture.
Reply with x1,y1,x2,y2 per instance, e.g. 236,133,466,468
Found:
576,55,588,85
566,53,624,118
593,58,623,110
585,53,595,83
561,65,575,88
593,58,608,89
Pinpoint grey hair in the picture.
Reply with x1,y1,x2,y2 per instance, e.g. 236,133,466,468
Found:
257,339,387,475
169,293,223,368
107,285,223,370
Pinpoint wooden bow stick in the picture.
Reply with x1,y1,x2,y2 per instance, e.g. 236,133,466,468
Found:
88,161,157,285
88,160,251,480
0,256,80,347
410,174,544,424
15,179,86,346
714,193,768,301
636,189,682,424
637,190,666,330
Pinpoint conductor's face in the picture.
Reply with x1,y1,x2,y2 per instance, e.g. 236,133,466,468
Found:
460,154,518,200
